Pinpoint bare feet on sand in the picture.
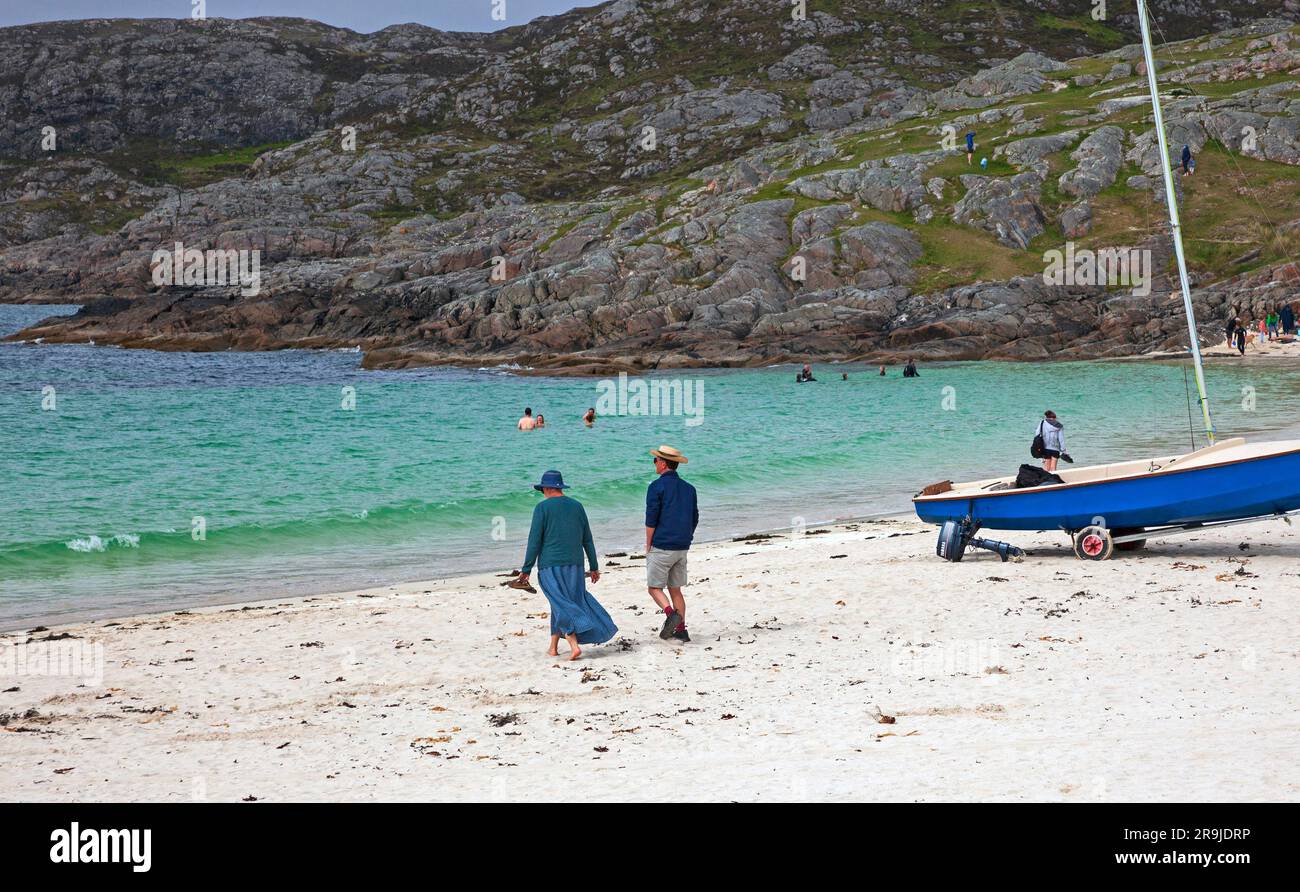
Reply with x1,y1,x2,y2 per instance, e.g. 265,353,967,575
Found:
568,647,582,661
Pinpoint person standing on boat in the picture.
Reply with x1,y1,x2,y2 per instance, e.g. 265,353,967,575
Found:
515,470,616,661
645,445,698,643
1037,411,1068,474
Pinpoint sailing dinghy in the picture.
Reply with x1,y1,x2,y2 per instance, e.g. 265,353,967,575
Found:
913,1,1300,561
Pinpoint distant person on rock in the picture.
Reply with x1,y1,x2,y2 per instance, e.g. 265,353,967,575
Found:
1181,144,1193,175
966,130,976,164
518,407,537,431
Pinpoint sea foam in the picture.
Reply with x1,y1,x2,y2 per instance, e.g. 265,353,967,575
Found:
65,533,141,553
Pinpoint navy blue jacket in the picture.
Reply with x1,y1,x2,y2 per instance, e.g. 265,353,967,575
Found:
645,470,699,550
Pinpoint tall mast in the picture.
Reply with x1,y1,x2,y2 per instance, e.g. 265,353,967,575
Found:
1135,0,1216,444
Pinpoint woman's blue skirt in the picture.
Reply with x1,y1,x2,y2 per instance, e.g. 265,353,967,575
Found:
538,564,618,645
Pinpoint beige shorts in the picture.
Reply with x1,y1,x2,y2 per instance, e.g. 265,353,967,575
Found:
646,547,688,589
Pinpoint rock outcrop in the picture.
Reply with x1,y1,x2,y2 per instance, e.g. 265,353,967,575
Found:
2,8,1298,372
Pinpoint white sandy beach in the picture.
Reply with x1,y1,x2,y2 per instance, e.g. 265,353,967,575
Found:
2,515,1298,802
1203,333,1300,359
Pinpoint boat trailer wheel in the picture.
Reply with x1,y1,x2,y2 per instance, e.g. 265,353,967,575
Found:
1072,525,1114,561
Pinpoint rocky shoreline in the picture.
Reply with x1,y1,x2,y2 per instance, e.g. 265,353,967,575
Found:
3,10,1298,373
10,253,1298,377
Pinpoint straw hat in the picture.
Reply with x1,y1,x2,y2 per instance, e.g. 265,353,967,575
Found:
650,445,689,464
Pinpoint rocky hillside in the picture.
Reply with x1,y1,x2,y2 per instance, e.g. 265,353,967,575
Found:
2,2,1298,371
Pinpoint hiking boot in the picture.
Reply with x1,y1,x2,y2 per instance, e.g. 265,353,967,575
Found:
659,610,683,639
672,628,691,643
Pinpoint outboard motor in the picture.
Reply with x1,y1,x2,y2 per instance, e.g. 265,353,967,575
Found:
936,519,968,561
936,519,1024,563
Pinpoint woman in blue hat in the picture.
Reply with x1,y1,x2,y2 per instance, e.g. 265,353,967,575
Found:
514,470,617,660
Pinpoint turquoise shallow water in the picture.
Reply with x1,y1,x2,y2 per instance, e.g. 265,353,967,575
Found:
3,302,1300,629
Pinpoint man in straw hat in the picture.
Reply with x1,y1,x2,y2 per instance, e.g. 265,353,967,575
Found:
645,445,699,642
514,470,617,661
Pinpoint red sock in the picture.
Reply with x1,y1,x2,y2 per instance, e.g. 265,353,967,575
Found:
664,605,675,616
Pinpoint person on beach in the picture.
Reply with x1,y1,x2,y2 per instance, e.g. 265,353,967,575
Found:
1282,304,1295,336
518,407,537,431
515,470,616,661
1036,411,1069,474
645,445,698,642
1225,317,1238,348
966,130,975,164
1235,322,1248,355
583,407,596,426
1267,310,1279,341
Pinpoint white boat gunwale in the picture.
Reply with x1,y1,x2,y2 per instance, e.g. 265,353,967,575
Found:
912,438,1300,503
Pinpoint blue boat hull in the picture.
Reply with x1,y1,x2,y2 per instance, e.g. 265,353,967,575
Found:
914,446,1300,532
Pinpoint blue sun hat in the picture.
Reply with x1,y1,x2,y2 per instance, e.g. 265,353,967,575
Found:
533,469,569,492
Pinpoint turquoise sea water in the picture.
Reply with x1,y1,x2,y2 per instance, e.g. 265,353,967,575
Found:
4,302,1300,630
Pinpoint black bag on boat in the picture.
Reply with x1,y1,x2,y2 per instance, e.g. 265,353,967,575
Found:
1015,463,1064,488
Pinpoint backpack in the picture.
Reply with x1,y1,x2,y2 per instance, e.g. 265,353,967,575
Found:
1030,421,1046,458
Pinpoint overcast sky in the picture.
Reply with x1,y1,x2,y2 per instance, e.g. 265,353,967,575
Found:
0,1,588,33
